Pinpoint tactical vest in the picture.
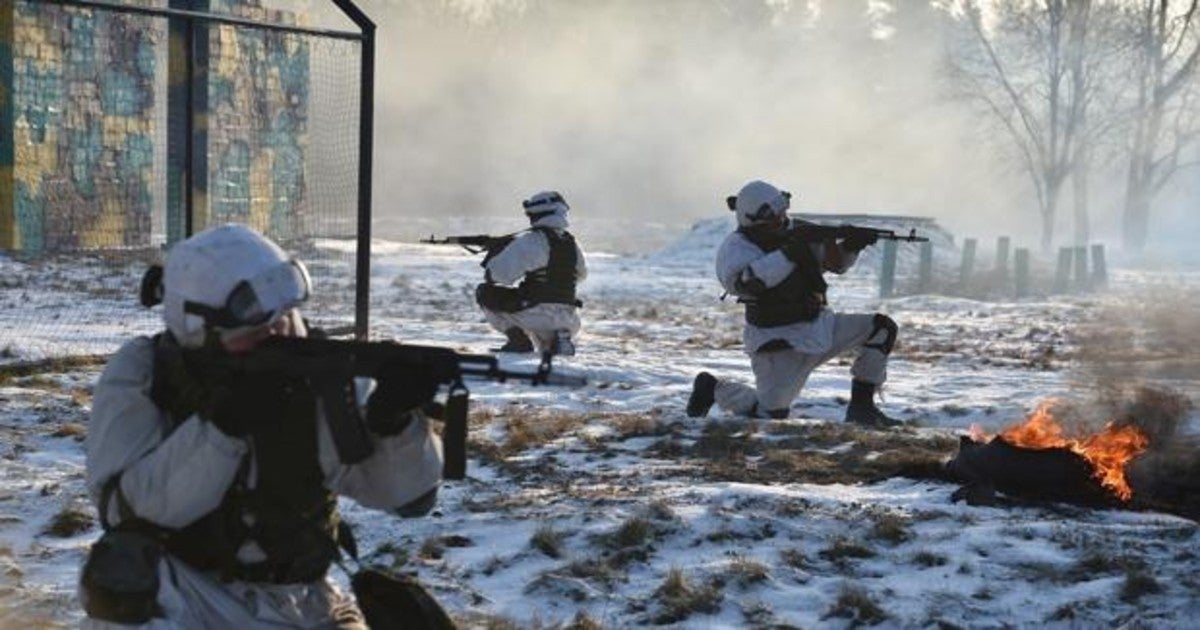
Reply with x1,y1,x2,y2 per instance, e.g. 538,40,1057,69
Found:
149,334,341,584
739,229,828,328
518,228,579,306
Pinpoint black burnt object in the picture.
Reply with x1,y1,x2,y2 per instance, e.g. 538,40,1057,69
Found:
945,436,1120,508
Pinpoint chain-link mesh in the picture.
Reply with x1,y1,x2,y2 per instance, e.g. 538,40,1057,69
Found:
0,0,363,362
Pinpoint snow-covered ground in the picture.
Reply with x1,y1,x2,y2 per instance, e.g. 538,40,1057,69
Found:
2,220,1198,628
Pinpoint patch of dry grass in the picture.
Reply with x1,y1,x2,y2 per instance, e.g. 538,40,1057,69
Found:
1120,569,1162,603
0,355,107,385
49,424,86,439
822,583,889,626
531,524,566,559
600,516,656,551
650,567,723,624
868,511,913,545
42,505,93,538
563,611,603,630
672,421,958,486
912,550,948,568
554,555,625,588
418,537,445,561
780,547,810,570
819,537,877,568
722,555,770,588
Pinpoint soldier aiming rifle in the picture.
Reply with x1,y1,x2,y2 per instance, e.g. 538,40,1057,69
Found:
423,191,588,356
80,224,582,629
687,180,927,427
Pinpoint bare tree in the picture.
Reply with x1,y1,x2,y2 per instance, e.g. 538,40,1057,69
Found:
947,0,1100,251
1120,0,1200,253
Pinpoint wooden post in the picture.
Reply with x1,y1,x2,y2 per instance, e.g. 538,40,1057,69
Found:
1014,248,1030,298
1054,247,1072,293
1091,244,1108,289
917,241,933,294
995,236,1011,280
959,238,977,286
1073,246,1089,291
879,239,898,298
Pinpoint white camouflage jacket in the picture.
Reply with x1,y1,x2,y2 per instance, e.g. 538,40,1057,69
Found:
85,334,444,532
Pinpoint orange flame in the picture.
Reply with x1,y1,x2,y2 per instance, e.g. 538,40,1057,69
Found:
982,401,1150,501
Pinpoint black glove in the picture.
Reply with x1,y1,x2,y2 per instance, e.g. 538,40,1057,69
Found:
366,361,441,436
842,229,879,252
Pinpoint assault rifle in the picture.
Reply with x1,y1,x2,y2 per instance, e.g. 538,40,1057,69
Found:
188,336,586,479
419,233,520,255
786,221,929,244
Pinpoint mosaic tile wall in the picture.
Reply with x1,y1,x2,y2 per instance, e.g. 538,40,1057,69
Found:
1,0,310,254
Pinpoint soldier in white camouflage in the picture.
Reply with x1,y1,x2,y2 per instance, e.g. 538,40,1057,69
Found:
80,224,444,628
475,191,588,356
687,180,902,427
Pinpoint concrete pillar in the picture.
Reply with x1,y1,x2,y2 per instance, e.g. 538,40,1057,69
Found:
1091,244,1108,289
879,239,898,298
995,236,1010,280
917,241,933,294
1054,247,1072,293
1014,248,1030,298
959,238,977,286
1073,246,1089,291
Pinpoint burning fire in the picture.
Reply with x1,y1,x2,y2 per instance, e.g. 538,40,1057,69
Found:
970,401,1150,501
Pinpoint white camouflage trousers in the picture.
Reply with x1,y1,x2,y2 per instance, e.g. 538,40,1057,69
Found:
80,554,365,629
483,303,581,353
714,313,890,417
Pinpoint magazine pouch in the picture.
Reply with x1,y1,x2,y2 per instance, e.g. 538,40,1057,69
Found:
352,568,456,630
475,283,525,313
81,529,164,624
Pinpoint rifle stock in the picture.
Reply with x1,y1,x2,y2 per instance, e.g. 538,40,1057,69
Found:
191,336,585,478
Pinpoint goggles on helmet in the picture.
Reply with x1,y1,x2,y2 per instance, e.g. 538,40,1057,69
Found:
745,190,792,223
184,259,311,332
522,193,568,211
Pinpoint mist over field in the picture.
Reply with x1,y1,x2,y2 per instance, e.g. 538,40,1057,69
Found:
282,0,1200,258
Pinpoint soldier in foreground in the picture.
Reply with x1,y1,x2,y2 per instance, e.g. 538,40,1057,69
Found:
80,224,444,628
473,191,587,355
686,180,906,426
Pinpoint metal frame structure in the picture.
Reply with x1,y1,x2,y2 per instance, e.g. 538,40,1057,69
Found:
30,0,377,340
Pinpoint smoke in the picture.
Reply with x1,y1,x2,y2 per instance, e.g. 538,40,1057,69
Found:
1069,283,1200,445
287,0,1039,247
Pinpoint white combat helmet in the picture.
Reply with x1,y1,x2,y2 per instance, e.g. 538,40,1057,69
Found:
728,180,792,227
522,190,570,226
162,224,311,348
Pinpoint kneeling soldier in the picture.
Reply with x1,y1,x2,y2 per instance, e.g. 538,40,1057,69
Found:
476,191,587,356
687,180,902,427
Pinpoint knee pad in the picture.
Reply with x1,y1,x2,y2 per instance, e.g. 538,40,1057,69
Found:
864,313,898,355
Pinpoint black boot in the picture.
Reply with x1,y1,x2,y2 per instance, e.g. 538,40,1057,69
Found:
845,380,901,427
551,330,576,357
496,327,534,353
686,372,717,418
